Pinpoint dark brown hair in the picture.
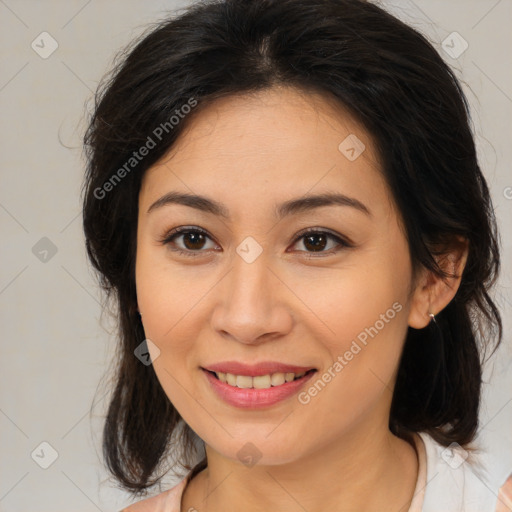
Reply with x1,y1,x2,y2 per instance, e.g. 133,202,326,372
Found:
82,0,502,496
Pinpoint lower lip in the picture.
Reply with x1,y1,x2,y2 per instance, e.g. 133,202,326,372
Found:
202,369,317,409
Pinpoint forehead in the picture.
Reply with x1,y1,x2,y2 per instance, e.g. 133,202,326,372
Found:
139,86,392,219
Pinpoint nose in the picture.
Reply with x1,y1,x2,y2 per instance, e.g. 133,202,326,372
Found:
210,250,293,345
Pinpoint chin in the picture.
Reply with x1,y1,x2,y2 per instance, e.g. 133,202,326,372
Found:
210,436,305,468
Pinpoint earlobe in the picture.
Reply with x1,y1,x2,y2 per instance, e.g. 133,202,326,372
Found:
407,238,469,329
407,267,433,329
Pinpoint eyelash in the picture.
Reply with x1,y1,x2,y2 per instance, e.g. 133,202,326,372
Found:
157,226,353,258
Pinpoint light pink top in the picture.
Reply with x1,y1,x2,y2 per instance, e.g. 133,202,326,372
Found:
121,432,504,511
120,476,188,512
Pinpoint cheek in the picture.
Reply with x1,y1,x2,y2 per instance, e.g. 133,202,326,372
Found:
136,241,206,338
135,244,217,401
289,251,409,352
135,251,203,413
313,284,407,388
294,283,408,440
292,248,411,408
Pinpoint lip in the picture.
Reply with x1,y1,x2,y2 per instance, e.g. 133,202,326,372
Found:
202,367,317,409
203,361,316,377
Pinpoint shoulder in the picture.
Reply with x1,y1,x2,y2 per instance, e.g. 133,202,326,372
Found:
417,431,501,512
119,475,189,512
496,473,512,512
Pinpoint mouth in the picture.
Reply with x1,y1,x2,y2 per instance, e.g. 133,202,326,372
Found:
202,368,317,389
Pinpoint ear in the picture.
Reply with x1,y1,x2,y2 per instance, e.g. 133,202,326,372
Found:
408,237,469,329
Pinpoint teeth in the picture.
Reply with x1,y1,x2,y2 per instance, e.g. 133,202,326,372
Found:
236,375,253,388
213,371,308,389
253,374,271,389
271,373,285,386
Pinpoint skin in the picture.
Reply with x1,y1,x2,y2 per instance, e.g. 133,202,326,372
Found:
135,85,468,512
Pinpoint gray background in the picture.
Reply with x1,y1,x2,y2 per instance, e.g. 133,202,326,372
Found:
0,1,511,511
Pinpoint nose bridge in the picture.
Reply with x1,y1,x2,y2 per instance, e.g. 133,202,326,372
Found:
210,245,292,344
231,249,270,307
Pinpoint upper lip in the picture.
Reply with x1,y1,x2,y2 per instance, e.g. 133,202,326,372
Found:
203,361,317,377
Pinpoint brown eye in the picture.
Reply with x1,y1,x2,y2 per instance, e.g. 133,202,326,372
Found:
302,233,329,252
180,231,207,250
290,229,351,255
159,227,218,257
159,226,351,258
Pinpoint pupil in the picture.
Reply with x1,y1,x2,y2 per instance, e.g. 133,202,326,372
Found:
304,234,326,252
184,232,205,250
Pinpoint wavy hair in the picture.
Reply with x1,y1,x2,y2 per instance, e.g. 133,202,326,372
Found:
82,0,502,495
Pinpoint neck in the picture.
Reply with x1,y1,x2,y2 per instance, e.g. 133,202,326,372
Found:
182,425,419,512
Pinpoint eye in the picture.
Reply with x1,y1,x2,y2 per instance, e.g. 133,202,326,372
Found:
158,226,219,257
158,226,352,258
289,228,352,256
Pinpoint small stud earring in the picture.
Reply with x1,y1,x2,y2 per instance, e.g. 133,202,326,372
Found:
428,312,436,324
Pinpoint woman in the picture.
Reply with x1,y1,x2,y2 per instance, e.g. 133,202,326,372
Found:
82,0,507,510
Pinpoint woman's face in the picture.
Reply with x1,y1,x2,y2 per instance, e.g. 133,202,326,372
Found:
136,86,422,465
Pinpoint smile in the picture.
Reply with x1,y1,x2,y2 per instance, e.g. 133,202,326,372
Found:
202,368,318,409
208,369,316,389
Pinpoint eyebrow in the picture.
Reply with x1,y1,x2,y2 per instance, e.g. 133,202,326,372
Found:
147,191,371,219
